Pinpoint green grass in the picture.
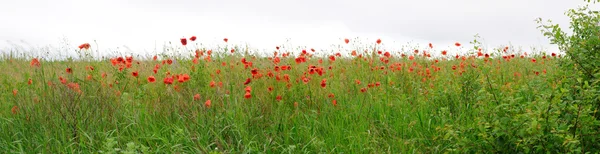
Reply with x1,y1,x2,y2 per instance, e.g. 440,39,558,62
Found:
0,44,568,153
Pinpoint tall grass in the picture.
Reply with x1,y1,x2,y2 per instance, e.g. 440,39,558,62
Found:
0,39,577,153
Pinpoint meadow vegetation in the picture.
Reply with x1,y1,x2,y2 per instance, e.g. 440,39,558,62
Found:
0,3,598,154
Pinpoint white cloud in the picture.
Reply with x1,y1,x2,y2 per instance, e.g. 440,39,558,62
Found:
0,0,598,57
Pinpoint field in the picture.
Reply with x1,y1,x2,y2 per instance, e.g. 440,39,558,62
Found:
4,37,593,153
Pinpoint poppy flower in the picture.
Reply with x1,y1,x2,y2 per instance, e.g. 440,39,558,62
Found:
441,50,447,55
268,86,273,92
320,79,327,88
276,95,282,101
328,93,335,98
344,38,349,44
205,100,211,107
13,89,18,96
428,43,433,48
11,106,18,114
30,58,40,67
180,38,187,45
244,91,252,99
132,71,139,78
376,39,381,44
78,43,91,50
244,78,251,85
384,52,391,58
182,74,190,82
454,42,461,47
191,94,200,101
223,38,228,43
531,58,536,63
332,100,337,106
166,59,173,65
28,78,32,85
276,46,280,50
178,75,185,83
360,87,367,93
251,68,259,75
66,67,72,74
163,76,173,84
190,36,197,41
329,55,336,62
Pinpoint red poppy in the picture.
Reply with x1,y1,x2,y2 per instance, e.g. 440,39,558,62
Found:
190,36,197,41
244,78,251,85
28,78,32,85
376,39,381,44
192,94,201,101
180,38,187,45
455,42,461,47
551,53,556,57
428,43,433,48
163,76,173,84
268,86,273,92
329,55,336,62
132,71,139,77
205,100,211,107
30,58,40,67
223,38,228,43
360,87,367,93
441,50,447,55
178,75,185,83
531,58,536,63
251,68,259,75
332,100,337,106
78,43,91,50
355,79,361,85
66,67,72,74
276,46,280,50
276,95,282,101
182,74,190,82
344,38,349,44
166,59,173,65
320,79,327,88
11,105,18,114
244,91,252,99
13,89,18,96
328,93,335,98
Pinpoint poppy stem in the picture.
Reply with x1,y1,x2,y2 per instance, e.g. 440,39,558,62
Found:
484,73,500,105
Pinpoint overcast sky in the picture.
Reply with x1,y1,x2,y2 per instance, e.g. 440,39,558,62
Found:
0,0,598,56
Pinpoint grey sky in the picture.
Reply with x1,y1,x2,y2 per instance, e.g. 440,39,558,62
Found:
0,0,598,56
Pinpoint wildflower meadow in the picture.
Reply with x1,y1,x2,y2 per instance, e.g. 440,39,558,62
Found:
1,2,599,154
